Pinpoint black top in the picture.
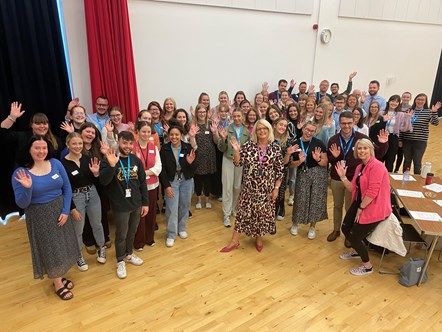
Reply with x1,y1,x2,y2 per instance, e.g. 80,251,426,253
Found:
159,141,196,188
99,154,149,212
291,137,326,169
368,117,386,146
61,154,96,190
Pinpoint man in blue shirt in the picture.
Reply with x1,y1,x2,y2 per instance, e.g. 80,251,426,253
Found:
362,80,386,112
86,96,110,132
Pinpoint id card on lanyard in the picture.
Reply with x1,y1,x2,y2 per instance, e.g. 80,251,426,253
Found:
339,134,354,160
119,157,131,198
300,139,311,172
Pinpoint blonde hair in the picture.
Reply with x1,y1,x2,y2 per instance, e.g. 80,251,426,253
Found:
251,119,274,143
353,138,375,159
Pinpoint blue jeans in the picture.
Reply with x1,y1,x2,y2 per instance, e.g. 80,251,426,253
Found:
165,175,193,240
72,185,104,253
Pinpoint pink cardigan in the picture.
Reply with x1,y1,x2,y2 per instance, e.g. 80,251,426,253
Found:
351,157,392,224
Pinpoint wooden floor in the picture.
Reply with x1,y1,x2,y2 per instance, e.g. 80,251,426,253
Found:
1,126,442,331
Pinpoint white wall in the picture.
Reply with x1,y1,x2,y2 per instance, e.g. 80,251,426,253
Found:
63,0,442,112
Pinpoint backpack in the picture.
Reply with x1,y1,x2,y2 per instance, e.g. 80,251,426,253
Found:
399,258,428,287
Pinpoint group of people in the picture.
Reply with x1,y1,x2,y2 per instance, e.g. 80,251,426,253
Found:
2,75,441,300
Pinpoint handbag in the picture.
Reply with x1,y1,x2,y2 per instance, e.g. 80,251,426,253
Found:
398,258,428,287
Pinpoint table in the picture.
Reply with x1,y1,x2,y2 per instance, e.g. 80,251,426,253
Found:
390,174,442,286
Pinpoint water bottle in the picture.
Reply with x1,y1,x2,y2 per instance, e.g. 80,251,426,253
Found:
402,168,411,185
420,162,432,178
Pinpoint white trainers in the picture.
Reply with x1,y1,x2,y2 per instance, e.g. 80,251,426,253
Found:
179,231,188,239
206,202,212,209
339,251,361,260
217,197,223,202
195,203,202,209
276,215,284,221
308,227,316,240
224,216,231,228
288,195,294,206
290,225,298,236
125,253,143,266
166,238,175,247
77,256,89,271
232,211,237,217
97,246,106,264
116,261,127,279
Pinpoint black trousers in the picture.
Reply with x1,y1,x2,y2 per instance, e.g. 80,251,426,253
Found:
341,202,383,263
384,134,399,172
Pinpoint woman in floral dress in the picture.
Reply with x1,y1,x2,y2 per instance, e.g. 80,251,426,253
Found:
220,119,284,253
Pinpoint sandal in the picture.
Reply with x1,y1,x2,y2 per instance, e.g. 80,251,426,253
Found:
62,278,74,290
55,286,74,301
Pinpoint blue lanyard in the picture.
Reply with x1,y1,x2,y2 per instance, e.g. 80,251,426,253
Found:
154,122,163,136
300,139,311,156
275,139,280,145
172,145,181,170
233,125,242,142
339,134,354,159
118,157,131,187
411,108,423,125
386,111,395,128
96,114,107,131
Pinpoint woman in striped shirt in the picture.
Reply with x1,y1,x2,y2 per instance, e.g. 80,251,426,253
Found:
401,93,441,174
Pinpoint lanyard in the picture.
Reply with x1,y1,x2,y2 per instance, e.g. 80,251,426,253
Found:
96,114,107,131
386,111,395,128
275,139,280,145
119,157,131,187
233,125,242,142
137,142,148,168
411,108,423,125
172,145,181,170
339,134,354,159
154,122,163,136
300,139,311,156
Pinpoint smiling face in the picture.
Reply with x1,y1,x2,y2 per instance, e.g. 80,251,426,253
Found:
70,106,86,126
255,124,270,141
196,107,207,123
299,83,307,94
402,93,411,105
81,127,96,145
255,93,263,106
218,93,228,105
218,108,229,121
268,109,280,121
138,111,152,124
29,139,48,162
110,110,122,125
175,111,187,127
369,103,380,117
415,95,427,109
232,111,243,126
247,110,257,124
306,100,315,113
368,83,379,96
31,121,49,136
347,96,358,108
352,110,361,124
118,138,134,157
274,119,288,135
288,106,298,120
148,105,161,122
241,102,251,113
138,124,152,142
302,124,316,140
259,103,268,118
200,95,210,108
281,91,289,103
67,136,83,155
95,97,109,116
389,99,400,111
339,117,354,136
356,143,371,163
235,93,245,105
168,127,182,146
314,107,324,120
335,99,345,111
164,99,175,113
331,84,339,94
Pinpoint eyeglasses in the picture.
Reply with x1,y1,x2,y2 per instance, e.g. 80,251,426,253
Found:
256,127,269,132
96,103,108,107
72,111,85,116
110,114,122,118
304,128,316,133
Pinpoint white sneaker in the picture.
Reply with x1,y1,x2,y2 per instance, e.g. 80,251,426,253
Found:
179,231,188,239
125,253,143,266
77,257,89,271
290,225,298,236
116,261,127,279
224,216,231,228
217,197,223,202
308,227,316,240
288,195,294,206
276,215,284,221
232,211,237,217
97,246,106,264
195,203,202,209
206,202,212,209
166,238,175,247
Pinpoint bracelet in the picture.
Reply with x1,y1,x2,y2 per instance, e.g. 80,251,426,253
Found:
7,115,16,123
340,176,347,181
358,205,365,210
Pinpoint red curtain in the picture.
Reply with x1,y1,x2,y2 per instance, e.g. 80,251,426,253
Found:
84,0,139,122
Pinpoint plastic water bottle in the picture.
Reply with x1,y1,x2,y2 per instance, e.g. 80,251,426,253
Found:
402,168,411,185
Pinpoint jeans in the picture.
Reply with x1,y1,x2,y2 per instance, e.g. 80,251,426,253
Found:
72,185,104,253
113,208,141,262
402,139,427,174
165,175,193,240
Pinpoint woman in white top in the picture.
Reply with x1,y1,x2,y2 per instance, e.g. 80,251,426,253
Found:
102,106,130,149
352,107,369,136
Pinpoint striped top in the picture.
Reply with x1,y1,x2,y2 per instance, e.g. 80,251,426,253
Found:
401,108,439,142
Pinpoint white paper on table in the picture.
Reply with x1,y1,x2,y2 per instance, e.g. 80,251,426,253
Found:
396,189,425,198
390,174,416,181
409,211,442,222
433,200,442,208
422,183,442,193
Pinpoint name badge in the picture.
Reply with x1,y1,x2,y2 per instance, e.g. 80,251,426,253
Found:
149,137,154,141
52,174,59,180
179,153,184,157
125,188,131,198
146,175,150,179
205,130,210,135
71,170,79,176
149,149,155,154
133,166,138,172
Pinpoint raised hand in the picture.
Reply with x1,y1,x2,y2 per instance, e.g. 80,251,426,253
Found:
431,101,441,113
14,169,32,188
105,120,114,132
269,99,275,106
262,81,269,92
219,127,227,140
189,123,199,137
100,141,110,156
377,129,389,144
186,149,196,164
308,85,315,93
312,147,322,161
163,122,170,134
190,106,195,117
210,119,218,133
127,121,135,132
348,71,357,81
290,79,296,88
361,91,367,103
89,157,100,176
298,152,306,164
329,143,341,158
60,121,75,133
106,148,119,167
287,144,299,155
230,136,240,152
67,98,80,111
10,102,25,119
334,161,347,179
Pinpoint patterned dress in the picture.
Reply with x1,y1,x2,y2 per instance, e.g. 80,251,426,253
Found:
234,141,284,236
194,123,216,175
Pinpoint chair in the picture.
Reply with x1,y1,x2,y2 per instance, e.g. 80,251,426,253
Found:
378,206,428,274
